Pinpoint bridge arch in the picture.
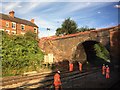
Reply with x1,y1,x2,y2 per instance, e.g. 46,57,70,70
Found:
72,40,110,66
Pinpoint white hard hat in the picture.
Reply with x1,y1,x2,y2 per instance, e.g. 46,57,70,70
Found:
106,65,108,67
57,71,60,73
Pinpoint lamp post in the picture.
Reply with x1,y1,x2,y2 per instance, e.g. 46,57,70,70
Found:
47,28,50,37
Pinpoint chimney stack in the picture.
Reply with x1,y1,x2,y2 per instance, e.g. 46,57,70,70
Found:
31,19,34,23
9,10,15,18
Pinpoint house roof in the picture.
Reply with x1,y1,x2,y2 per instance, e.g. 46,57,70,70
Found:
0,13,38,28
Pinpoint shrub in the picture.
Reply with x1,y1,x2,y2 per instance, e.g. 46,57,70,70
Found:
1,31,44,76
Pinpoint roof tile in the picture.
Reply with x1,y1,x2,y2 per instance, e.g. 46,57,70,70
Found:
0,13,38,28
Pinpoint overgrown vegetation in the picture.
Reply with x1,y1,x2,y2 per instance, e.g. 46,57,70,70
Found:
1,31,44,76
94,43,110,63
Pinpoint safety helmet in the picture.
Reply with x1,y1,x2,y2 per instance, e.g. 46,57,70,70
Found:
57,70,60,73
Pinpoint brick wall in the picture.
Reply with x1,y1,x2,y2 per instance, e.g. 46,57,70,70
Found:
0,19,38,35
109,27,120,64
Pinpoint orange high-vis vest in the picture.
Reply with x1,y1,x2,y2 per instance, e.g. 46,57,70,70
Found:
79,63,82,72
54,73,61,86
106,67,110,73
102,66,106,75
69,63,73,72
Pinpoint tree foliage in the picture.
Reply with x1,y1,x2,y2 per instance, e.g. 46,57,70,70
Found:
1,31,44,76
77,26,95,32
56,28,63,36
56,18,96,36
56,18,78,36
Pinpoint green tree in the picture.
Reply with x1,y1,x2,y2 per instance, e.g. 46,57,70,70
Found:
55,28,63,36
56,18,96,36
77,26,95,32
56,18,78,36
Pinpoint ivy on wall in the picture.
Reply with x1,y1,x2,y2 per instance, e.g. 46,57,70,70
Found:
94,43,110,63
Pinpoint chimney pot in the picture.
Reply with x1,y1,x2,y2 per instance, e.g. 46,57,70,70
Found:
9,10,15,18
31,19,34,23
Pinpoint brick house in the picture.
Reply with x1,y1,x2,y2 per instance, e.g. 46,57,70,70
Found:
0,11,38,35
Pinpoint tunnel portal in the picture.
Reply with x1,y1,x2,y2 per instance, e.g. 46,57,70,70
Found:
74,40,110,67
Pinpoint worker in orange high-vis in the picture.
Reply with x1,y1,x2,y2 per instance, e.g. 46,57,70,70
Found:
54,70,62,90
78,62,82,72
106,65,110,79
69,62,73,72
102,64,106,75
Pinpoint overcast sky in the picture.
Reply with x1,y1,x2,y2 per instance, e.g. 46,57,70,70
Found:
0,0,119,38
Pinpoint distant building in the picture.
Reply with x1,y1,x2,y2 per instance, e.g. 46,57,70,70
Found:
0,10,38,35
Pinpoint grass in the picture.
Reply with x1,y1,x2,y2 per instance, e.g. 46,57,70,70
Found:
2,63,54,77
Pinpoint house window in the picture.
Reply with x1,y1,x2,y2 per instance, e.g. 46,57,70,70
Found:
12,22,16,29
21,24,25,30
11,31,16,35
6,22,9,27
34,27,37,33
6,30,10,34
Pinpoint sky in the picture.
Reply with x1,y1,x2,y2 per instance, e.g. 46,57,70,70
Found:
0,0,119,38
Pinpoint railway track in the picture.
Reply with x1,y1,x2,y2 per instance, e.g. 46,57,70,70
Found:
1,67,100,89
37,68,100,89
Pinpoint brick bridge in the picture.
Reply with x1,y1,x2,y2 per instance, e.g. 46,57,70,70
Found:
39,25,119,65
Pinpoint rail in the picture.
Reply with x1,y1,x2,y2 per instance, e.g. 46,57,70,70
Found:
2,67,100,89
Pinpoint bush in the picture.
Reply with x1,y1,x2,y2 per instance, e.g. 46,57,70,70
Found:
1,31,44,76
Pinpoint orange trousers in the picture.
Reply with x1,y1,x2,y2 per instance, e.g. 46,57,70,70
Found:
102,70,105,75
79,63,82,72
69,64,73,72
106,73,110,79
54,85,62,90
